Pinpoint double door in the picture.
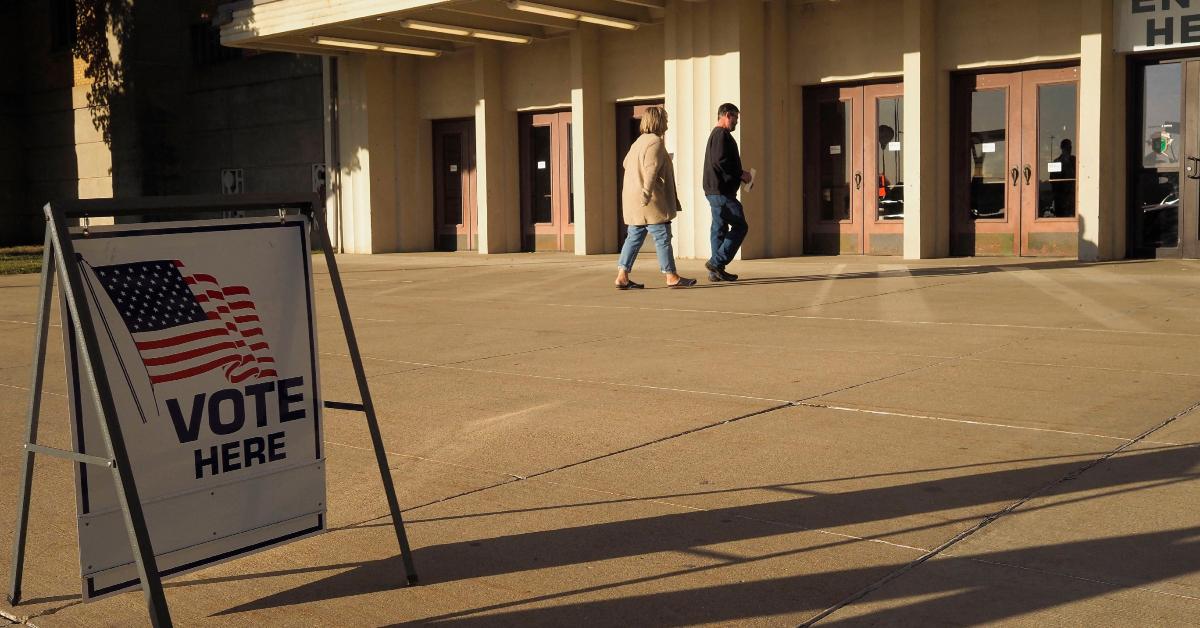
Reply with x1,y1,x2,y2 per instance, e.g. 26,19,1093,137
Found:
433,119,477,251
520,111,574,252
1130,60,1200,258
804,83,906,255
951,67,1079,257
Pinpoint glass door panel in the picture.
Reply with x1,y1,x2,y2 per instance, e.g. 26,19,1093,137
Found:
432,118,476,251
1035,83,1078,219
530,124,553,224
863,83,905,255
819,99,853,222
1134,62,1183,253
441,133,463,227
875,96,904,222
969,89,1009,221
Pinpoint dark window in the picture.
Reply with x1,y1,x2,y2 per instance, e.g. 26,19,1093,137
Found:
50,0,76,53
191,22,243,66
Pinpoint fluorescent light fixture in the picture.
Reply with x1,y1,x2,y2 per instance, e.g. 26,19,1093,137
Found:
400,19,532,44
401,20,470,36
507,1,639,30
471,29,533,44
508,1,579,21
312,36,442,57
578,12,638,30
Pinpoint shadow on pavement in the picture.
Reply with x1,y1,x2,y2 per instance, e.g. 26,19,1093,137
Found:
209,444,1200,624
647,258,1159,290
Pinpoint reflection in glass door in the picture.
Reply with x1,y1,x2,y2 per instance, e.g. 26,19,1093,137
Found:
952,66,1079,257
1131,62,1184,257
803,82,904,255
520,111,574,252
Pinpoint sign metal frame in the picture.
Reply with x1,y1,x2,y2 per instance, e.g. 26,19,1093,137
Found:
6,195,418,628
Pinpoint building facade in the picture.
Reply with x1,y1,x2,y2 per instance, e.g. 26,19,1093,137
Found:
218,0,1199,261
1,0,325,245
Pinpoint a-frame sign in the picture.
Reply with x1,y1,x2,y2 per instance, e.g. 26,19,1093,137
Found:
6,195,417,627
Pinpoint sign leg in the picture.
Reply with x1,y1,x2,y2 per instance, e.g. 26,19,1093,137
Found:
313,208,419,585
45,206,173,627
7,229,55,606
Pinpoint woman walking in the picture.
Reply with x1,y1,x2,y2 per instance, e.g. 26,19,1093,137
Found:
615,106,696,289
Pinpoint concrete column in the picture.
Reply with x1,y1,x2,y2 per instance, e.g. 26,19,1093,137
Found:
334,54,398,254
902,0,939,259
1079,0,1124,261
474,43,519,254
570,25,606,255
394,58,434,252
762,0,791,258
665,0,754,261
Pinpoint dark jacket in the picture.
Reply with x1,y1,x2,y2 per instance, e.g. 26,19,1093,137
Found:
703,127,743,198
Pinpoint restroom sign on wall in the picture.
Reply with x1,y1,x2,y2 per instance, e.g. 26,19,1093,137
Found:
1118,0,1200,52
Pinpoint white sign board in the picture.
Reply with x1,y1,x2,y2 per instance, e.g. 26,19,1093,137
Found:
62,217,324,599
1117,0,1200,52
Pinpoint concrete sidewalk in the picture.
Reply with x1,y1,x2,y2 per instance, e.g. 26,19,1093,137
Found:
2,252,1199,626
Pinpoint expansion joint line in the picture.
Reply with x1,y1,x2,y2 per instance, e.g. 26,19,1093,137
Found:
799,398,1200,627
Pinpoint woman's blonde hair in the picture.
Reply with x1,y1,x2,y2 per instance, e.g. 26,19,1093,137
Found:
640,106,668,136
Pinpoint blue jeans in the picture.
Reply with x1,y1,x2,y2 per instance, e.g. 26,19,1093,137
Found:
706,194,748,269
617,223,676,274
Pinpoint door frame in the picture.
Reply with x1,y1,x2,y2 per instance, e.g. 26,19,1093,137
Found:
804,81,904,255
950,63,1080,257
863,82,906,255
1127,56,1200,259
519,109,574,252
1018,66,1081,257
432,118,477,251
803,84,866,254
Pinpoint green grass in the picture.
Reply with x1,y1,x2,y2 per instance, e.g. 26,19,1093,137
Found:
0,246,44,275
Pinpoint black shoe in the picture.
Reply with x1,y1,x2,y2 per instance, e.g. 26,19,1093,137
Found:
706,260,738,282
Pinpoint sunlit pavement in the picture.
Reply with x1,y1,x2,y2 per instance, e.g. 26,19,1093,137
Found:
3,252,1200,626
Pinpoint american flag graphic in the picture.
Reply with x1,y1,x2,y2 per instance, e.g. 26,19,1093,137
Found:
90,260,278,385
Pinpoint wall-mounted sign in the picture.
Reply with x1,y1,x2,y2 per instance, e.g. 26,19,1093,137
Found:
1117,0,1200,52
220,168,244,195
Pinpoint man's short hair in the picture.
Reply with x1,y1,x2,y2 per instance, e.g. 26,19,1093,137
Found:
717,103,740,118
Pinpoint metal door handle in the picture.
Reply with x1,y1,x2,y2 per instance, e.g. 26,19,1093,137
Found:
1010,167,1020,186
1023,165,1033,185
854,172,862,190
1188,156,1200,180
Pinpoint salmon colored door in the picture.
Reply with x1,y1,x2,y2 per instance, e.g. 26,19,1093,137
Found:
952,66,1079,256
804,82,905,255
432,119,477,251
520,111,575,252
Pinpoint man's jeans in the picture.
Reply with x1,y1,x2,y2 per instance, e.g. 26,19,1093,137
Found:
706,194,748,269
617,223,676,274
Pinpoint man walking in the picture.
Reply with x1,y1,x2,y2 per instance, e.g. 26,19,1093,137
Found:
703,103,751,282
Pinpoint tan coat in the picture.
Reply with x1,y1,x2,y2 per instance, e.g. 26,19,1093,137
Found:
621,133,681,226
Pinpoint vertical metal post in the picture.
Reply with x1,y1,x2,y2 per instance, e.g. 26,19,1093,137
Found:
7,228,55,606
311,206,419,585
44,206,173,627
